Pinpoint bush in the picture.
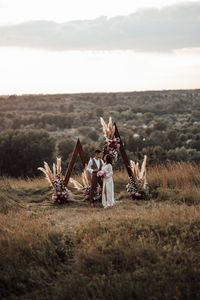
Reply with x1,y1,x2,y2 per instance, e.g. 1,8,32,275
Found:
57,138,74,161
88,130,99,141
0,129,55,177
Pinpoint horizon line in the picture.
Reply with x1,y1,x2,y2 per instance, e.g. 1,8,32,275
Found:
1,87,200,97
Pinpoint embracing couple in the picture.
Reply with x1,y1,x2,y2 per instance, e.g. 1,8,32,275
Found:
87,149,115,208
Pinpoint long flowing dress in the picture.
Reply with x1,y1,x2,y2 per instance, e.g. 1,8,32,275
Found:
102,163,115,208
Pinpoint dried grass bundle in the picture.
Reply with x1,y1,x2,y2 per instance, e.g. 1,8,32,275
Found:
37,157,63,191
69,178,83,190
82,168,91,186
38,161,55,189
130,155,148,189
70,166,91,190
56,157,62,175
100,116,115,139
53,163,56,177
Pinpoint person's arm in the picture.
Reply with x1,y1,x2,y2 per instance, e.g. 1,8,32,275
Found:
86,159,93,174
105,164,113,178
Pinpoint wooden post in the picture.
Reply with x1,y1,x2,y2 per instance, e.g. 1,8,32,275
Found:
63,139,87,186
114,122,133,178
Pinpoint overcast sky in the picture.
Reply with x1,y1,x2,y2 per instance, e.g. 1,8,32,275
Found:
0,0,199,94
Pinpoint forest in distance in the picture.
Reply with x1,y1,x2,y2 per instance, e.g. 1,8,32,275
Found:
1,89,200,300
0,89,200,178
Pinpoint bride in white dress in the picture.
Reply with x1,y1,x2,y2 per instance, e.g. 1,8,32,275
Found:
101,154,115,208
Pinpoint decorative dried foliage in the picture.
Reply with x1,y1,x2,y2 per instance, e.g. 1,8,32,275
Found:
44,162,54,180
53,163,56,177
70,166,91,190
37,167,54,188
69,178,83,190
82,168,91,187
100,116,115,139
56,157,62,175
140,155,147,187
130,155,148,189
37,157,63,190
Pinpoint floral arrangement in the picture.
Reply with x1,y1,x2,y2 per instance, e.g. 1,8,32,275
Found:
100,116,121,161
52,190,69,204
83,186,102,201
70,168,102,201
126,155,149,200
126,176,146,200
38,157,70,204
104,137,121,161
83,185,90,200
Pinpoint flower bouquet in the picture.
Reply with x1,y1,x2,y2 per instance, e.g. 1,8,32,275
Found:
38,157,70,205
97,170,106,177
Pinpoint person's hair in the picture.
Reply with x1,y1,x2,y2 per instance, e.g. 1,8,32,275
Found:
105,154,112,165
95,149,101,154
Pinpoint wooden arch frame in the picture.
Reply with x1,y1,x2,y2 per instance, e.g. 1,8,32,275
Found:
63,123,132,187
63,139,87,186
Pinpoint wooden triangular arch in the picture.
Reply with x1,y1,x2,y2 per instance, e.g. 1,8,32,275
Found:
63,139,87,186
63,123,132,187
114,122,133,178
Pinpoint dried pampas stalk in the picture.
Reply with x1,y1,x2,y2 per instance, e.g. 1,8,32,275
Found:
130,160,137,180
100,116,115,139
135,162,140,180
56,157,62,175
53,163,56,177
111,124,115,138
37,167,54,189
100,117,107,137
44,161,54,183
69,178,83,190
82,168,91,187
141,155,147,189
140,155,147,179
129,155,148,189
108,116,113,132
38,157,65,190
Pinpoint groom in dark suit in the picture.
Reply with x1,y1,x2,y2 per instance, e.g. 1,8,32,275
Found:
86,149,104,207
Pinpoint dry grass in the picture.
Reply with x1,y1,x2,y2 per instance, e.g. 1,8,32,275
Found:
147,162,200,205
0,162,200,299
148,161,200,189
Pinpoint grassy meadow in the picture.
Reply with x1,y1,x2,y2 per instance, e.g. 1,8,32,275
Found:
0,162,200,299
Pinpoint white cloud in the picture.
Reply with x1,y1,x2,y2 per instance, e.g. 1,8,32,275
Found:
0,1,199,94
0,0,197,25
0,2,199,52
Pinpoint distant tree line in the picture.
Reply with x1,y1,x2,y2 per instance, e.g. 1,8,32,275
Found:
0,127,200,178
0,90,200,177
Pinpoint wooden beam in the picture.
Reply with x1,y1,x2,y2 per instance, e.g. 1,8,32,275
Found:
77,139,87,166
63,138,87,186
114,122,132,178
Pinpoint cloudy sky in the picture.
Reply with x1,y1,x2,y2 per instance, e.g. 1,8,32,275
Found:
0,0,199,94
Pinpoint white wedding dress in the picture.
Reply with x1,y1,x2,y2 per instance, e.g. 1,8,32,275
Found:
102,163,115,208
